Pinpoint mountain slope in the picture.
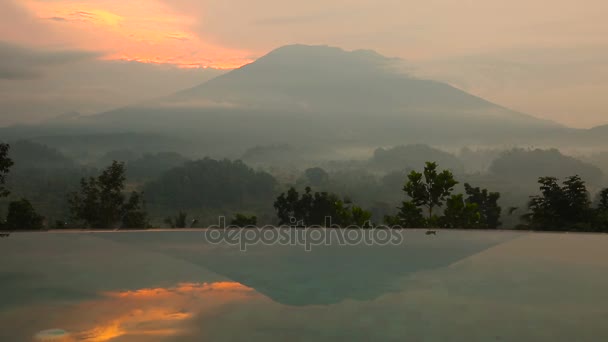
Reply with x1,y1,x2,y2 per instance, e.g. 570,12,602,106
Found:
3,44,600,155
173,44,547,125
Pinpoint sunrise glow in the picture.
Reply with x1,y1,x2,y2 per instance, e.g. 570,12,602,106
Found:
20,0,253,69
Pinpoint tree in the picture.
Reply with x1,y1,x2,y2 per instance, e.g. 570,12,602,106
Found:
231,214,258,227
274,187,372,227
441,194,480,229
562,175,592,224
596,188,608,211
524,175,592,231
349,205,373,228
164,211,188,228
464,183,502,228
0,143,13,198
403,162,458,219
386,201,426,228
68,161,148,229
594,188,608,231
308,190,348,226
5,199,44,230
121,192,149,229
274,187,309,225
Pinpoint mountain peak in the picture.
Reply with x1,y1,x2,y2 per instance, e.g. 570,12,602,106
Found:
263,44,386,58
250,44,395,73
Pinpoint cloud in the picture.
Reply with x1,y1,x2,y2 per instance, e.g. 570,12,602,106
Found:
0,41,100,80
1,0,608,127
12,0,253,69
0,53,226,126
46,16,67,22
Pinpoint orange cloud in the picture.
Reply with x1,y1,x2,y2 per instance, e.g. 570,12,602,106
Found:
104,281,254,299
20,0,253,69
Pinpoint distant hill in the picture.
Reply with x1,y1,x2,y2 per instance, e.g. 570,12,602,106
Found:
8,140,76,170
489,148,605,186
371,144,464,173
1,44,606,154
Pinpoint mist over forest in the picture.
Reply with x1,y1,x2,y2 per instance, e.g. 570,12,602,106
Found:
1,45,608,230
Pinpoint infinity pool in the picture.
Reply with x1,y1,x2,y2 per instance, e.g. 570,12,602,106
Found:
1,230,607,341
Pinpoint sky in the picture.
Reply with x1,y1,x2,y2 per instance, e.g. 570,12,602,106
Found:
0,0,607,128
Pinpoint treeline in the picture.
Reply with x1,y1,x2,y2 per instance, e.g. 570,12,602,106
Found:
1,141,608,231
383,162,501,229
1,143,148,230
522,176,608,231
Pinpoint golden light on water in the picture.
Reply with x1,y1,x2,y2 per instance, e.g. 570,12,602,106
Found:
30,282,258,342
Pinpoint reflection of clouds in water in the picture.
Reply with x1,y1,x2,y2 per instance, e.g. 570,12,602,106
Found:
34,329,74,342
35,282,258,342
9,232,608,341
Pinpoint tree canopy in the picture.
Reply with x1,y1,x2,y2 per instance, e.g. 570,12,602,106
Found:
386,162,502,229
5,199,44,230
274,187,372,227
403,162,458,219
231,214,258,227
522,175,608,231
144,158,277,211
0,143,13,198
464,183,502,228
68,161,148,229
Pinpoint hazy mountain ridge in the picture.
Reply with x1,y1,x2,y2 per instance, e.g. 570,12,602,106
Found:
171,45,548,122
1,44,606,154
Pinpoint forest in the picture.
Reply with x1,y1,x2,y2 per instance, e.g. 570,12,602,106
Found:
1,140,607,231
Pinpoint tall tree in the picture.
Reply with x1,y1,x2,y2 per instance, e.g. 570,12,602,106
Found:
464,183,502,228
0,143,13,198
121,192,149,229
594,188,608,231
525,175,592,231
5,199,44,230
596,188,608,211
403,162,458,219
562,175,592,224
441,194,480,229
275,187,309,225
68,161,148,229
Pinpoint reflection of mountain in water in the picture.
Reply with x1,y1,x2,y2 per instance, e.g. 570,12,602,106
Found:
98,230,519,306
